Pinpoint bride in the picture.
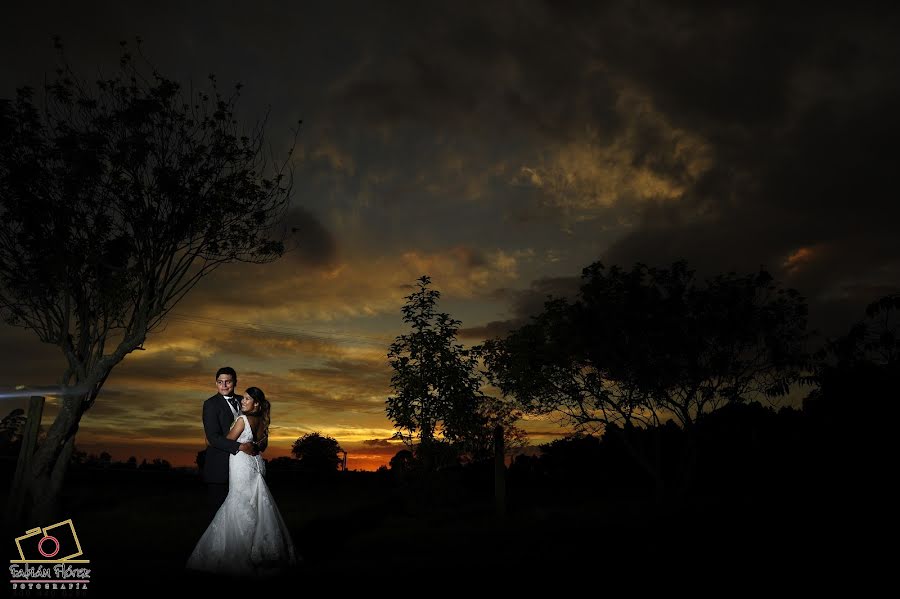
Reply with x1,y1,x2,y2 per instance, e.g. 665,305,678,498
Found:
187,386,299,576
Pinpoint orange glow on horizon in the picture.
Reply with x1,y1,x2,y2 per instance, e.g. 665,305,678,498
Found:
72,441,393,471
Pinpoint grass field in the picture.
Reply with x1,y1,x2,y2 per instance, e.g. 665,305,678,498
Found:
4,463,856,594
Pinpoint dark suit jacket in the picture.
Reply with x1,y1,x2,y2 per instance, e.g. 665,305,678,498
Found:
201,393,241,484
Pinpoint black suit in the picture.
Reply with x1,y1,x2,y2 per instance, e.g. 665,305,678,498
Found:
202,393,242,484
202,393,241,519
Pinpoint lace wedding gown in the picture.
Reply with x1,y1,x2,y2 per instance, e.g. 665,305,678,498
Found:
187,415,299,576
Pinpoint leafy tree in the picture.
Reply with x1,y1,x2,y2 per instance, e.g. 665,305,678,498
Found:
291,432,343,473
0,408,26,456
386,275,525,470
0,40,297,523
481,260,810,497
0,408,26,438
454,395,528,464
801,292,899,473
70,448,87,466
195,449,207,471
803,292,899,403
95,451,112,468
801,291,899,531
388,448,417,474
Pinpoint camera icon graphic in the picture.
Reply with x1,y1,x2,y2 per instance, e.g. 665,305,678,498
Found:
13,519,85,562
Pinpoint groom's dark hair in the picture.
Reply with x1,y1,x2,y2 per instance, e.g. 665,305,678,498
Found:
215,366,237,382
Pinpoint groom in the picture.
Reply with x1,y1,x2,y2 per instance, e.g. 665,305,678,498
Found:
202,366,258,521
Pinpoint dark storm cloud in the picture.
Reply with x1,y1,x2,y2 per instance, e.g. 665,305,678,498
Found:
327,0,900,337
327,1,898,339
282,206,339,268
332,1,624,142
461,275,581,340
0,326,63,387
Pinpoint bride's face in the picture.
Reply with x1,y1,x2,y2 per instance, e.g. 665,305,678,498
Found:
240,395,257,413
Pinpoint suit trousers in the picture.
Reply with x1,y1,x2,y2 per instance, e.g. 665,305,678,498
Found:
206,482,228,523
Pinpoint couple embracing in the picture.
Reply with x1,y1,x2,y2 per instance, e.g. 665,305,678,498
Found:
186,367,299,576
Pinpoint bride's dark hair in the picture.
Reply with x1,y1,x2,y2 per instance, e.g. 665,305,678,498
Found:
244,386,270,441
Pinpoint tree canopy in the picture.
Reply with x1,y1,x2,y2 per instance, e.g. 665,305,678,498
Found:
482,260,811,431
480,260,811,496
387,275,524,468
291,432,344,473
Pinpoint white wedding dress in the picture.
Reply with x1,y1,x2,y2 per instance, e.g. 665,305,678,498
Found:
187,415,299,576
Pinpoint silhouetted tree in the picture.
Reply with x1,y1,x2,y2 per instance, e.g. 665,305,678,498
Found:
389,449,417,474
70,448,87,466
97,451,111,468
534,433,608,489
0,40,297,523
454,395,528,464
801,292,899,492
195,449,207,471
414,439,461,472
481,260,810,498
692,401,803,498
0,408,26,456
387,275,524,470
803,292,899,407
291,432,343,473
139,458,171,471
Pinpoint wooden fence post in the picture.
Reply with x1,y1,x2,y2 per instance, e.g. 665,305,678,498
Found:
5,395,45,527
494,424,506,518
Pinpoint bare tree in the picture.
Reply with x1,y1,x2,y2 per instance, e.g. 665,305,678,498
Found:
0,40,298,523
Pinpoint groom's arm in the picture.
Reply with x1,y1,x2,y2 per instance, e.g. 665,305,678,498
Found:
203,400,241,455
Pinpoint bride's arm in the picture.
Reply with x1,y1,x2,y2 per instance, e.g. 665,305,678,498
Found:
226,417,245,441
226,417,258,455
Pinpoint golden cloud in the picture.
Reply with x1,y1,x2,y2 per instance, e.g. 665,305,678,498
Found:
513,88,714,220
178,244,526,324
783,245,821,275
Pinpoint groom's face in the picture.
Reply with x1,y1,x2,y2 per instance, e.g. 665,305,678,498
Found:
216,375,235,397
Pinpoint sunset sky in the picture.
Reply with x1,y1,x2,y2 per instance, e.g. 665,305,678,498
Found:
1,2,898,470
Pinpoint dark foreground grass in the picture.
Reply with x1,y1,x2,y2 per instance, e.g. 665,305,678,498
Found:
4,466,862,595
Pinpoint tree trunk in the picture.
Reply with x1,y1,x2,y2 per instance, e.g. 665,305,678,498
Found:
21,394,83,527
5,396,45,529
494,425,505,518
418,435,434,474
675,428,699,501
608,425,667,503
